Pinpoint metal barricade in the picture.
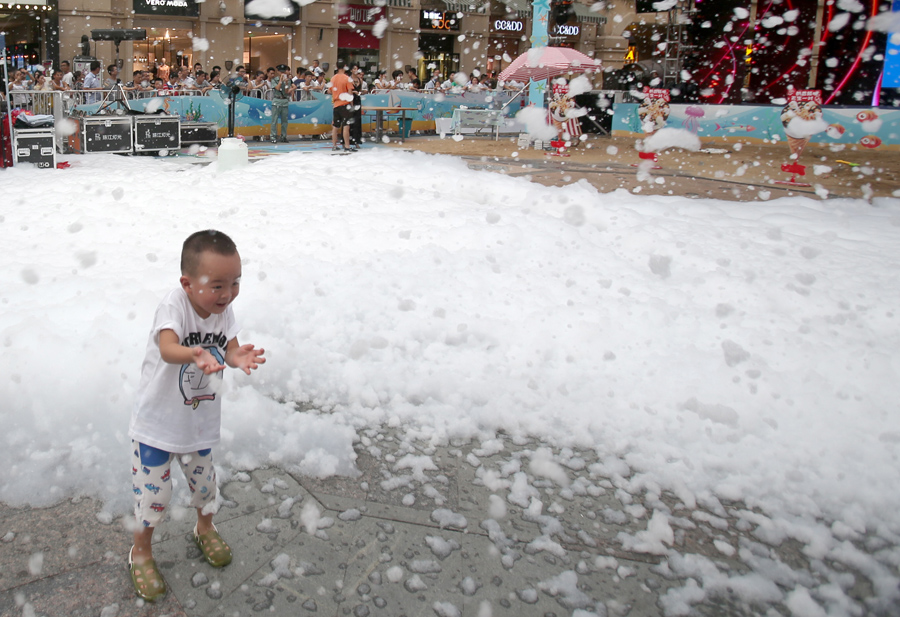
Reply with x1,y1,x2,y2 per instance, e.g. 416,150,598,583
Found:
5,91,69,153
124,89,160,100
6,89,221,155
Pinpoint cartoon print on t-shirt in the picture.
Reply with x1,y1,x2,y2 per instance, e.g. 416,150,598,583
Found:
179,345,225,409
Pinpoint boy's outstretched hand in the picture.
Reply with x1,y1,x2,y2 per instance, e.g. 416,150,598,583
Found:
193,347,226,375
228,343,266,375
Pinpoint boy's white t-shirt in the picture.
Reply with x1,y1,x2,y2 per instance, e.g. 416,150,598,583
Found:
129,287,240,453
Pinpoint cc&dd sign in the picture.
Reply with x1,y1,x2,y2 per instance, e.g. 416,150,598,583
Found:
552,23,580,36
493,19,523,32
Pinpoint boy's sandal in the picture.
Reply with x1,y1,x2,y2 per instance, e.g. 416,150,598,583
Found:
128,546,167,602
194,523,233,568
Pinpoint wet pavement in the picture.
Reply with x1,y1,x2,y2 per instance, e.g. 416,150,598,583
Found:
0,430,885,617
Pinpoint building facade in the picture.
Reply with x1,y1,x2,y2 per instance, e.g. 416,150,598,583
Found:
3,0,640,82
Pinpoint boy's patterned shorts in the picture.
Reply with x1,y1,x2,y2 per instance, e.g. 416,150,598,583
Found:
131,441,217,528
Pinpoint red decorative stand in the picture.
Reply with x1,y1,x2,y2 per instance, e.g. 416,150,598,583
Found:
775,162,812,187
546,139,570,157
631,150,661,169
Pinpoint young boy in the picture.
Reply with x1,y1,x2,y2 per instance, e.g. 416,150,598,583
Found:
127,230,265,601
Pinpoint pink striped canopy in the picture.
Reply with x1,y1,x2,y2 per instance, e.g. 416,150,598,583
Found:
499,46,602,83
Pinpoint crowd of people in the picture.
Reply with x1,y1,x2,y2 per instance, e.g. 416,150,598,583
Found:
2,57,523,105
1,58,524,148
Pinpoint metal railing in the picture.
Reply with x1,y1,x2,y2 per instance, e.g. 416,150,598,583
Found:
247,87,270,99
294,88,325,101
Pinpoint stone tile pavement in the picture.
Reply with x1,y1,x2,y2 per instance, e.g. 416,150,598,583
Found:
0,430,879,617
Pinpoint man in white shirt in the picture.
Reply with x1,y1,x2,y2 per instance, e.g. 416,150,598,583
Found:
424,70,441,90
181,66,196,90
83,60,103,103
60,61,74,88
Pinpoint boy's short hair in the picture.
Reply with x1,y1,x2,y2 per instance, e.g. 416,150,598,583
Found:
181,230,237,275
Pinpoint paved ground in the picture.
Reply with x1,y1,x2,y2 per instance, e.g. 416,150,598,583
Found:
387,133,899,202
173,131,900,202
2,131,896,617
0,428,881,617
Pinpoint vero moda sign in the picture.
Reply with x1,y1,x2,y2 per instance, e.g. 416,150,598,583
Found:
133,0,199,18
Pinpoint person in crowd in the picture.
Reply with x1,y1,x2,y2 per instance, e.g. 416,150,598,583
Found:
310,59,324,77
228,66,250,94
204,70,226,95
352,66,368,92
330,64,355,152
266,67,280,91
249,70,267,94
406,67,421,90
503,77,525,91
350,66,365,147
29,70,46,91
193,71,211,92
48,69,70,91
72,70,84,91
9,70,29,106
387,69,403,89
467,75,486,92
302,71,323,98
373,69,388,90
424,70,441,90
103,64,120,89
125,70,147,93
293,67,306,88
60,61,74,88
31,71,50,91
166,70,182,92
440,73,465,93
192,62,203,77
269,64,295,143
181,66,196,90
83,60,103,103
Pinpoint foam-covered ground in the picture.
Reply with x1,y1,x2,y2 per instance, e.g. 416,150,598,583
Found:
1,150,899,614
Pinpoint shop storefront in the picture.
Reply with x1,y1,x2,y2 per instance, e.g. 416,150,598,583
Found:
486,16,525,76
132,0,200,72
244,0,296,73
549,22,581,49
1,0,59,70
243,28,292,73
417,9,459,81
130,25,195,72
337,4,384,71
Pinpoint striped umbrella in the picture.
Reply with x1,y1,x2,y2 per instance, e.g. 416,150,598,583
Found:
499,46,601,83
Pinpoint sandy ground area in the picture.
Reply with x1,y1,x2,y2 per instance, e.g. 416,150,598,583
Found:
390,133,898,202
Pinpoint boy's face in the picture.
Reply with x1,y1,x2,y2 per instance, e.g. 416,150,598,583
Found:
180,251,242,319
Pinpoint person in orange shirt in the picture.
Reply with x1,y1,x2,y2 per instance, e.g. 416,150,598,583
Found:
330,64,355,152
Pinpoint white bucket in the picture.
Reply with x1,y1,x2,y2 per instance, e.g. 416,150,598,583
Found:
217,137,248,172
435,118,454,137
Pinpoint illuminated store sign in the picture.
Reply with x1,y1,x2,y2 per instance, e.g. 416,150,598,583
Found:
339,4,386,24
419,10,460,31
492,19,524,32
551,23,579,36
134,0,199,17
